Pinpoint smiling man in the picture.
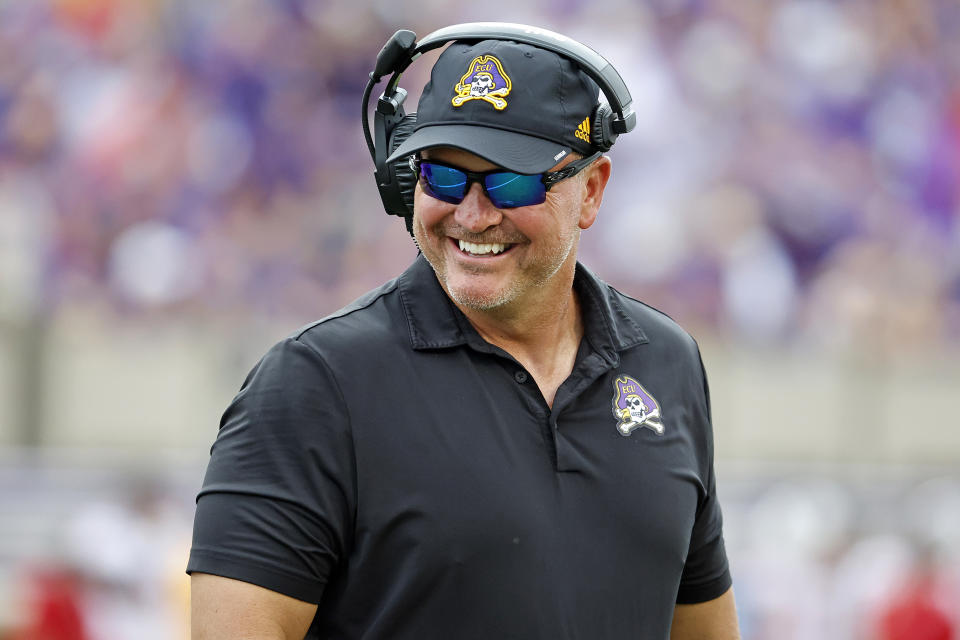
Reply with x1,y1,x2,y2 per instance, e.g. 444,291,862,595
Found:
189,25,740,640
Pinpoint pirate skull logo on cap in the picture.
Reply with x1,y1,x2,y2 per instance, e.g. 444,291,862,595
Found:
452,55,512,110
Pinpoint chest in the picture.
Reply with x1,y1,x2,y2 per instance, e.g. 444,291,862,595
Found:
342,351,706,573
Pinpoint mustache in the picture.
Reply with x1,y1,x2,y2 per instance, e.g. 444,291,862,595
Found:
442,226,526,245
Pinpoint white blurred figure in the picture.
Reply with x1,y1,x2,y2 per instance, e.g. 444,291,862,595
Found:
735,478,851,639
676,18,757,110
0,175,53,321
108,220,203,308
59,483,190,640
688,183,799,344
770,0,876,106
866,85,938,184
719,225,798,344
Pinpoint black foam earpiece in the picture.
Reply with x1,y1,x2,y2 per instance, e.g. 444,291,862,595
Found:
591,103,617,152
387,115,419,233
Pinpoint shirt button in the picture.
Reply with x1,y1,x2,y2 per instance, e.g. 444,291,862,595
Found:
514,370,529,384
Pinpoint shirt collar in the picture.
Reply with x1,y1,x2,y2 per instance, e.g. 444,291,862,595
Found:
397,255,648,358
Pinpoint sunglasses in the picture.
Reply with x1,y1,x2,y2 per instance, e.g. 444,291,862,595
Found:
409,151,603,209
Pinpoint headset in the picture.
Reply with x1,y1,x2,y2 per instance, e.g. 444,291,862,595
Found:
362,22,637,234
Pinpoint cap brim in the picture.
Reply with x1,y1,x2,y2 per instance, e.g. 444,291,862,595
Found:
386,124,572,174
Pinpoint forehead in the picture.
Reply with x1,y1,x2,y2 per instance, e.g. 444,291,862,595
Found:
421,147,500,172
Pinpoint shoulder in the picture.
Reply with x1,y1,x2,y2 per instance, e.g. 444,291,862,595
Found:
289,276,406,356
597,277,702,363
619,290,696,346
232,276,407,401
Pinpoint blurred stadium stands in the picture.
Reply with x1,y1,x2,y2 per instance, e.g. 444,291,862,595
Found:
0,0,958,637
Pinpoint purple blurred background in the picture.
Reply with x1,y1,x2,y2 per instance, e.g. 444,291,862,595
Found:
0,1,958,638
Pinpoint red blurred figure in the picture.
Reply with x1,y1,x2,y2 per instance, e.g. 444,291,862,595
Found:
11,568,89,640
877,575,954,640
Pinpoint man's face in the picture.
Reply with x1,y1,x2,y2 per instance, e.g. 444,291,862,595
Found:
412,147,591,314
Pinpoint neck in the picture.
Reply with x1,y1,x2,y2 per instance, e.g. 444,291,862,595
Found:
456,268,584,408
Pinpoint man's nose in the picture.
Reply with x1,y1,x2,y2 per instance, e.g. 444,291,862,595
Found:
454,182,502,232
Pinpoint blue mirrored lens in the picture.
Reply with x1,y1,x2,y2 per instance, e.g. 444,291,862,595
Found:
418,162,547,208
484,172,545,208
420,164,467,204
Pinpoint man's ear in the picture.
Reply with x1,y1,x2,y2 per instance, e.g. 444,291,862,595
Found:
578,156,612,230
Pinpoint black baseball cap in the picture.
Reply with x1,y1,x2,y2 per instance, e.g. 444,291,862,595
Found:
386,38,601,174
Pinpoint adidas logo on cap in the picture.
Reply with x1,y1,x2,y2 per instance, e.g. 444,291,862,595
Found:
574,117,591,143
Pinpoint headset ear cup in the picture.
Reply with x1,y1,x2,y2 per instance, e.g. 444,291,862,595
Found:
591,103,616,152
388,114,419,223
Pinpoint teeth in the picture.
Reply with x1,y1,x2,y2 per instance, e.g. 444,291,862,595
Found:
459,240,508,255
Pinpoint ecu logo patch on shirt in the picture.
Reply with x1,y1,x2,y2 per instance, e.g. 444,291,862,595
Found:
612,375,664,436
453,55,512,110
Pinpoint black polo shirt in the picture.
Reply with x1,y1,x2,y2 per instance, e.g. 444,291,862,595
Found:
188,256,731,639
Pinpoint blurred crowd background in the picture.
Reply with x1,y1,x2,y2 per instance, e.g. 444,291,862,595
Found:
0,0,958,638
